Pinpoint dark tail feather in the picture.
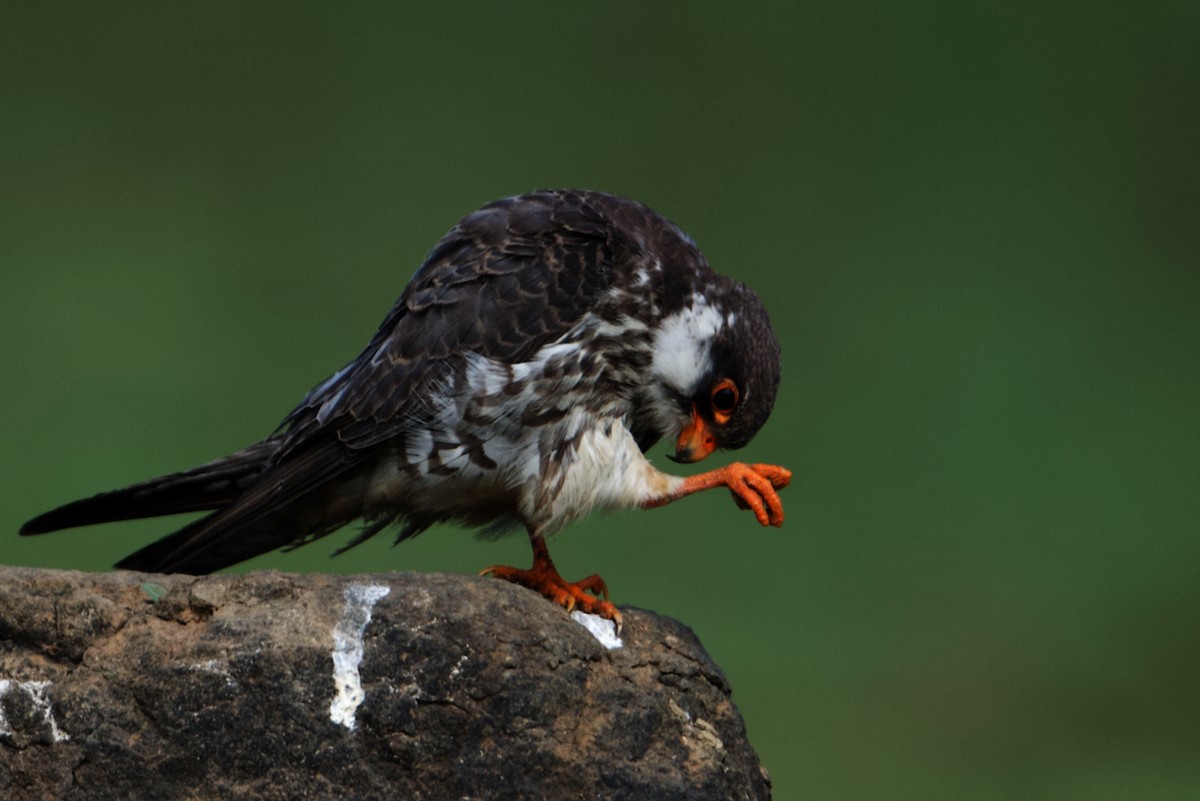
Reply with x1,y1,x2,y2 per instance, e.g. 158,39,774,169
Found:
111,437,360,575
113,514,225,573
26,436,363,576
113,511,319,575
20,441,277,536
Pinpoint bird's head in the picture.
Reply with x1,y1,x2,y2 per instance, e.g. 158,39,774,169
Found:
648,280,781,463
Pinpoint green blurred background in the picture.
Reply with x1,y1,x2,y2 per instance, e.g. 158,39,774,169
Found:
3,3,1197,798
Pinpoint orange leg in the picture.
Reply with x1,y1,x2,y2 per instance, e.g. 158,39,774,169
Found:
644,462,792,526
481,536,622,630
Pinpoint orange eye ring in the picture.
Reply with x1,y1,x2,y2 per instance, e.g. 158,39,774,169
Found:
710,378,739,424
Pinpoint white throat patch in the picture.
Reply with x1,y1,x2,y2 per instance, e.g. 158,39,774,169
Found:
651,294,724,396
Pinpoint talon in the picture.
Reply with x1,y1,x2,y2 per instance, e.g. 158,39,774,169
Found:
573,573,610,600
740,489,768,525
750,463,792,490
740,465,787,526
480,541,622,627
729,470,771,526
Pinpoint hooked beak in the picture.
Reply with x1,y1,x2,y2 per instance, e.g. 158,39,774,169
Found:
669,405,718,464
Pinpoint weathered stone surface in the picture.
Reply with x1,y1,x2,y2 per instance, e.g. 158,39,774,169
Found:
0,567,771,800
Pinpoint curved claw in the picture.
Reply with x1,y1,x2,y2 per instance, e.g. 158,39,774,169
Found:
571,573,611,601
726,464,787,527
749,463,792,490
480,560,622,628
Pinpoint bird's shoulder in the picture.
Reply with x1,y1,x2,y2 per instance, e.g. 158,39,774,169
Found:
282,190,688,451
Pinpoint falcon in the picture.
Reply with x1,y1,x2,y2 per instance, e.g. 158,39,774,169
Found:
21,189,790,628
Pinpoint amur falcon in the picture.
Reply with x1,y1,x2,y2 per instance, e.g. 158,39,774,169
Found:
21,189,791,628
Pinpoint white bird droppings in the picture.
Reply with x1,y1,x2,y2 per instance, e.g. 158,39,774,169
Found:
0,679,68,743
570,610,623,649
329,583,391,730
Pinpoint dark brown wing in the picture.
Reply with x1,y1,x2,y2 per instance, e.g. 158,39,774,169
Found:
103,190,644,572
280,189,626,451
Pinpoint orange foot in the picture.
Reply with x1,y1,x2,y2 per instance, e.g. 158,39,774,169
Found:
719,462,792,526
480,539,622,631
644,462,792,527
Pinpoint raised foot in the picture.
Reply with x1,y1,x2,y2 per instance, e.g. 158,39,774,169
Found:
731,462,791,526
680,462,792,527
480,562,623,631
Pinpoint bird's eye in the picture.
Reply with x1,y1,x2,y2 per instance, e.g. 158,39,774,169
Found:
710,379,739,423
712,388,736,412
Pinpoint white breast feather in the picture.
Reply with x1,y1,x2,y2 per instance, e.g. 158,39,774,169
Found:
534,410,682,534
366,328,682,532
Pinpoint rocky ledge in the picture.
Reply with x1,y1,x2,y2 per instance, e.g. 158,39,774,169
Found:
0,567,770,800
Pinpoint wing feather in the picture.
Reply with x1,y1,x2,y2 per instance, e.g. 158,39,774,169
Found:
23,189,699,575
279,189,623,454
121,190,633,571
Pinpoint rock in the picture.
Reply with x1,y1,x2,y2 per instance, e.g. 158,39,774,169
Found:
0,567,771,800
